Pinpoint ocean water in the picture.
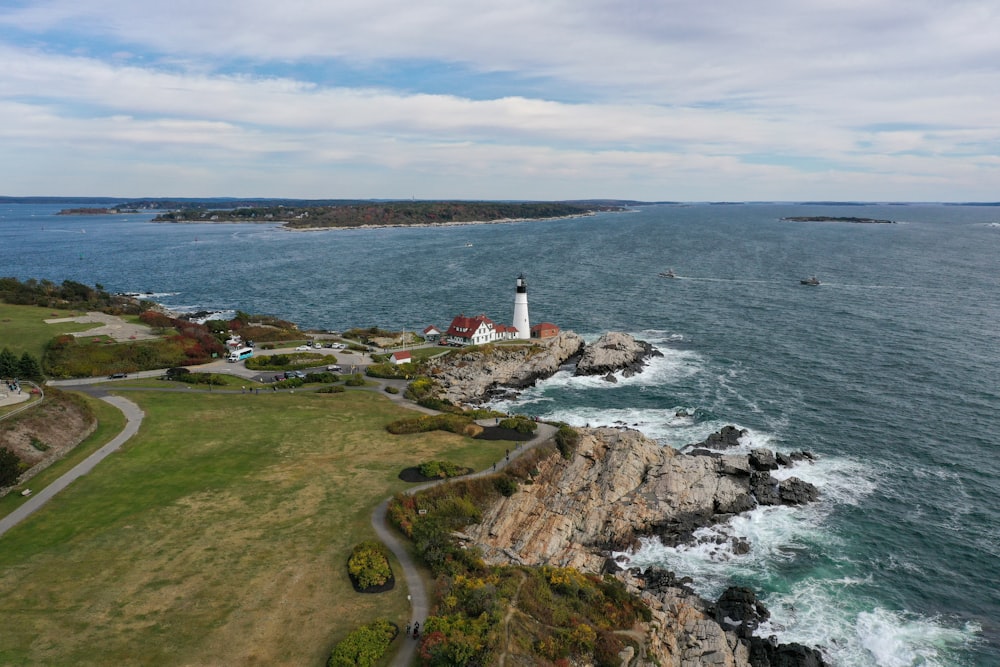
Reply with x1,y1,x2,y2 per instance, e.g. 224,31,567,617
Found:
2,201,998,666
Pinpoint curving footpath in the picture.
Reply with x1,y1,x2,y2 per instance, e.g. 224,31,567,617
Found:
373,421,557,667
0,394,144,538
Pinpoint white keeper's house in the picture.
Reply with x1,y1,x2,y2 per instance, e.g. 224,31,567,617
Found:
443,314,519,346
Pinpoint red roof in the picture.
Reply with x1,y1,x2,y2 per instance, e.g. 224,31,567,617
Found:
423,325,441,335
391,350,412,362
445,314,495,339
531,322,560,333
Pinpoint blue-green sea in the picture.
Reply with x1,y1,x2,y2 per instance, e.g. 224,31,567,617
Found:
2,201,998,665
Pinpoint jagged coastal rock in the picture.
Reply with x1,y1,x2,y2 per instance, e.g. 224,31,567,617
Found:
429,332,586,404
459,426,824,666
427,330,664,404
575,331,663,378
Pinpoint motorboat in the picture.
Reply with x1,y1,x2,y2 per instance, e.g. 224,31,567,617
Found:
658,269,676,278
800,276,820,286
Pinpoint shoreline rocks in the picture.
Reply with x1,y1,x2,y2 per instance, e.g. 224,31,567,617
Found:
427,330,664,404
459,425,825,666
574,331,663,378
429,331,585,405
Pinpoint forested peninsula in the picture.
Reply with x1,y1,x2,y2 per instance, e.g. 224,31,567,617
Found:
149,201,625,229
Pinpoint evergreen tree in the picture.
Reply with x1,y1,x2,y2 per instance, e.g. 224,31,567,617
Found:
17,352,43,380
0,347,18,378
0,448,21,488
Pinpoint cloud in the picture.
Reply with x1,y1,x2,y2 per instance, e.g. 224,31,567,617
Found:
1,1,999,198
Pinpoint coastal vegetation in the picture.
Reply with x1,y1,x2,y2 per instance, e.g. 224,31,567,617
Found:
347,540,394,591
387,456,651,666
151,200,619,229
327,618,396,667
0,277,139,314
417,460,470,479
244,351,328,371
0,347,43,381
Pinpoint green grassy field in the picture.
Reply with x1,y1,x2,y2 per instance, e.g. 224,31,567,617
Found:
0,303,97,359
0,388,514,666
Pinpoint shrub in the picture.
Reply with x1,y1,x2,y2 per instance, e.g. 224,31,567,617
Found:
404,376,437,401
386,414,479,437
344,373,366,386
384,385,399,394
317,385,345,394
418,460,466,479
499,416,537,434
328,618,396,667
494,476,518,496
347,541,393,591
365,362,409,379
0,448,22,488
555,424,580,459
170,372,225,386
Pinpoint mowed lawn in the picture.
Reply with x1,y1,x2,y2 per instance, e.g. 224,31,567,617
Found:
0,389,512,666
0,303,98,359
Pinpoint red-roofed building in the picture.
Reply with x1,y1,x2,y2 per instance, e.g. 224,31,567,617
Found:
494,323,520,341
531,322,560,339
445,314,495,346
390,350,412,365
422,325,442,342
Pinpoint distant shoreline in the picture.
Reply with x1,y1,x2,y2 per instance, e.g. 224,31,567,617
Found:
154,211,601,231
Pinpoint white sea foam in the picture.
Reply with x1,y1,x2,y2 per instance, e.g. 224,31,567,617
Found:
764,587,982,667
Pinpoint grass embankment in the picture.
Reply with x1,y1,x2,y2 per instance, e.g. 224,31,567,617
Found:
0,389,515,666
0,303,96,359
0,394,124,515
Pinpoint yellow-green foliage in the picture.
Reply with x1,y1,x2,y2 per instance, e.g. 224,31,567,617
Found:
389,462,651,666
386,414,480,437
347,541,392,590
328,618,395,667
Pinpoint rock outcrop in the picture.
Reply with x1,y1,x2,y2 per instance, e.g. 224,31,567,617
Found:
427,331,585,404
459,425,825,666
575,331,663,378
425,330,666,404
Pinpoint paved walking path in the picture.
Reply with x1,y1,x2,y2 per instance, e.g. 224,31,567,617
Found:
0,394,144,538
374,420,556,667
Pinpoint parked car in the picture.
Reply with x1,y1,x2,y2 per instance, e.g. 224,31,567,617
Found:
331,343,346,349
108,372,128,379
295,345,310,351
326,365,342,372
293,370,307,379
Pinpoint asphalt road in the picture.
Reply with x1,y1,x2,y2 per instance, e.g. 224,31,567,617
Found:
0,394,144,538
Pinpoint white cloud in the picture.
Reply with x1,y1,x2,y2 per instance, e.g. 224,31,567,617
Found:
1,1,999,198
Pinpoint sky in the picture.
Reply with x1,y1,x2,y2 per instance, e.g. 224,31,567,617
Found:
1,0,998,201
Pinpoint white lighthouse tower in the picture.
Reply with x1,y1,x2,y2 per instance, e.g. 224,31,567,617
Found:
513,274,530,340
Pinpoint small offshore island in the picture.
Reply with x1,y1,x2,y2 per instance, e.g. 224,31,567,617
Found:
149,200,629,229
781,215,895,224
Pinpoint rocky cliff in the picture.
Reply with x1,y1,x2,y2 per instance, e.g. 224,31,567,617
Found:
428,331,585,404
458,426,825,666
426,331,667,404
574,331,663,379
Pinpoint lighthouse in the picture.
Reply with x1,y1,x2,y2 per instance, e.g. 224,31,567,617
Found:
513,274,530,340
